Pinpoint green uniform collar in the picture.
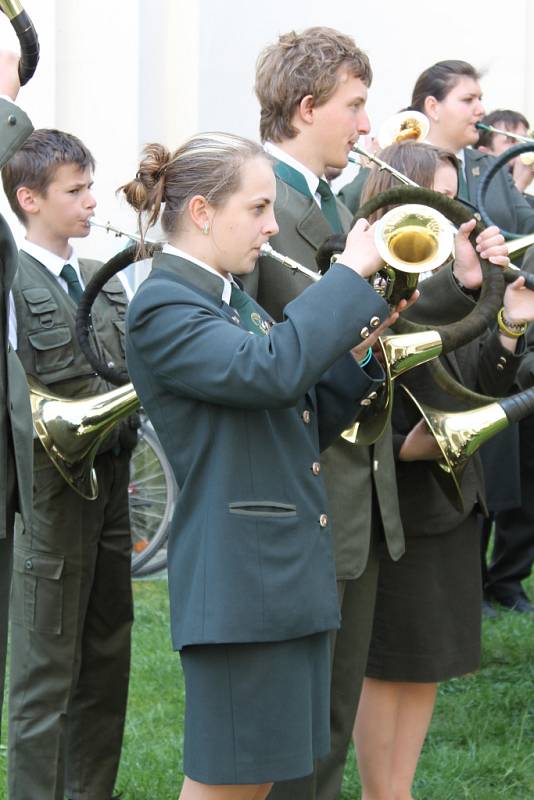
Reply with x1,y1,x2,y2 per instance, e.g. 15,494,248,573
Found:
151,251,227,305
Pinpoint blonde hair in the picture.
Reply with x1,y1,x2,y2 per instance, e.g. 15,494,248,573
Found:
120,132,267,241
255,27,372,143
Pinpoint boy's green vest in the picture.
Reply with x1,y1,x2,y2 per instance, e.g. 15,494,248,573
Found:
12,251,136,452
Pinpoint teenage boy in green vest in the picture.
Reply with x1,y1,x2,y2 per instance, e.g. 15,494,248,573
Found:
2,129,135,800
243,27,405,800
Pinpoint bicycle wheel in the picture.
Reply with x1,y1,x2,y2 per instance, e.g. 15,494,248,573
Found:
129,416,177,574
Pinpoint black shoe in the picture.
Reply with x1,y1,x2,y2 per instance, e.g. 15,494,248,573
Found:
482,599,498,619
493,594,534,614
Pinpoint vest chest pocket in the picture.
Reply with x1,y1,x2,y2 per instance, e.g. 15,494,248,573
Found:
28,326,75,374
102,282,127,315
22,287,57,319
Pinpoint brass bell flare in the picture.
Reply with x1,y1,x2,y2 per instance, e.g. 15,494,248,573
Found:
377,110,430,149
28,375,140,500
341,330,443,447
401,385,508,513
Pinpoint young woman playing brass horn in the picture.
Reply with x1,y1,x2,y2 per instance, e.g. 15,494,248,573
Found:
352,141,534,800
120,132,416,800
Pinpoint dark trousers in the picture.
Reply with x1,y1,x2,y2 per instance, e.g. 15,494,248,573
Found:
268,528,380,800
8,447,134,800
485,414,534,602
0,441,17,742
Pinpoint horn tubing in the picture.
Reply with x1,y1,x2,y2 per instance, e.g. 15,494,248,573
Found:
0,1,40,85
76,244,140,386
500,386,534,424
476,142,534,240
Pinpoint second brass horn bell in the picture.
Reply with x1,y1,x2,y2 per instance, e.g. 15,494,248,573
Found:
341,330,443,446
401,385,508,513
29,375,140,500
372,203,454,306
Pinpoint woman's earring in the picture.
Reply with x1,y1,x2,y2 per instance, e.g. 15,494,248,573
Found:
202,221,210,236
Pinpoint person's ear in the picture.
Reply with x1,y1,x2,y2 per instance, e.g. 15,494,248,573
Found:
424,96,439,123
298,94,315,125
16,186,41,216
188,195,213,235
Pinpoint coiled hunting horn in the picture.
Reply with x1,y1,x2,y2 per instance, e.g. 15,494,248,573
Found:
0,1,39,85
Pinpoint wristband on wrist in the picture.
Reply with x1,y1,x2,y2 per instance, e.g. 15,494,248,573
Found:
497,306,528,338
359,347,373,367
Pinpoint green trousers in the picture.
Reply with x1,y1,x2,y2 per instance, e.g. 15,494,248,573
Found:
268,527,380,800
8,446,134,800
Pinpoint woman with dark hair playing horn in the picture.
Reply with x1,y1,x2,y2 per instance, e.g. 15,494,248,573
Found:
350,141,534,800
410,60,534,236
121,131,416,800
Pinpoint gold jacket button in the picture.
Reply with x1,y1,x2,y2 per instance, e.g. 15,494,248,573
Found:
360,326,370,339
360,397,372,406
319,513,328,528
302,410,311,424
370,316,380,328
496,363,504,371
368,391,377,400
311,461,321,475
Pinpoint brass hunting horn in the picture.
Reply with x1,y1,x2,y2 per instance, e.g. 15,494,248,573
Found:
261,242,444,446
401,380,534,514
0,1,39,85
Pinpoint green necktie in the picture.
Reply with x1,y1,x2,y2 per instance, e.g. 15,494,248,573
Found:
457,163,469,202
317,178,343,233
60,263,84,305
230,285,270,336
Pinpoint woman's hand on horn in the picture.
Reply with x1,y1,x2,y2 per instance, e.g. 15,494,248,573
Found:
503,276,534,323
0,50,21,101
453,220,508,290
398,419,442,462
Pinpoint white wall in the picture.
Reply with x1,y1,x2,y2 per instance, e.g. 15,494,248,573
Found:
1,0,532,262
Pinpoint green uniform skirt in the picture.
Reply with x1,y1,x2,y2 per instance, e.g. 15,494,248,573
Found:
179,631,331,784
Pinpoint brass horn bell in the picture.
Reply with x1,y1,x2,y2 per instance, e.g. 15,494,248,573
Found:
29,375,140,500
342,330,443,446
401,384,508,513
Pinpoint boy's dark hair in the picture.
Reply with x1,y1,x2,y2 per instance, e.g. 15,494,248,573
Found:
1,128,95,223
475,109,530,149
410,60,481,113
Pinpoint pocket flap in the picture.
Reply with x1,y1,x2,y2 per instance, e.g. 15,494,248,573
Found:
22,287,58,314
28,326,72,351
229,501,297,517
14,549,64,580
113,319,126,335
102,278,127,301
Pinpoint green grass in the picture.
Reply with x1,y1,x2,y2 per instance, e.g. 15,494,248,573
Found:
1,574,533,799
